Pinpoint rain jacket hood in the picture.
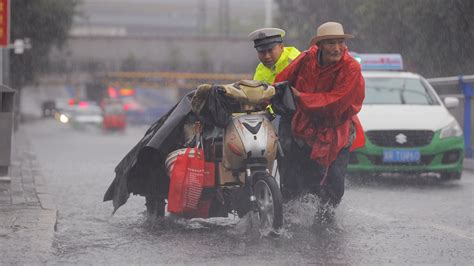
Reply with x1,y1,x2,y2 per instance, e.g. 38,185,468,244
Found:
275,45,365,166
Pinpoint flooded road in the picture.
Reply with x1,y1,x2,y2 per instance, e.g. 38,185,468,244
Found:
23,119,474,264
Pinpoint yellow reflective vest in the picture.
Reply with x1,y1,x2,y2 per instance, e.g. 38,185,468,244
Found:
253,46,301,84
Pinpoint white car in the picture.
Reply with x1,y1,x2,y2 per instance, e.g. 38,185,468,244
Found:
58,101,104,129
347,55,464,180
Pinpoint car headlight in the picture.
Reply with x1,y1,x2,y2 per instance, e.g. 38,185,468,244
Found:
59,114,69,123
439,121,463,139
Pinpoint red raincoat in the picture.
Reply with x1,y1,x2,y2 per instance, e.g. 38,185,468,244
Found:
275,45,365,166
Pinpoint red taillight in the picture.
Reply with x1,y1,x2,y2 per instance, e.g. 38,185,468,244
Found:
78,101,88,108
68,99,75,106
108,87,118,98
120,88,135,96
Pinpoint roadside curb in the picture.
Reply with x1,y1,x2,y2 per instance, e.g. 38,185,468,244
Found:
0,128,58,262
33,159,58,233
464,158,474,172
22,129,59,229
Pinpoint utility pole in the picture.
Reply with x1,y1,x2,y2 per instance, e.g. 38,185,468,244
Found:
218,0,230,37
197,0,206,34
264,0,273,27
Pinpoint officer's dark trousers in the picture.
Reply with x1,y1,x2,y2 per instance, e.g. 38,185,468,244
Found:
279,132,350,207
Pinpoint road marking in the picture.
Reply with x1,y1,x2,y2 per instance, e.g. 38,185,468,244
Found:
349,208,397,222
349,207,474,240
0,176,11,182
427,222,474,240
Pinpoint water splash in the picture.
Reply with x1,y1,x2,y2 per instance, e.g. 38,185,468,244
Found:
283,193,321,227
140,193,343,238
231,211,292,239
142,212,240,232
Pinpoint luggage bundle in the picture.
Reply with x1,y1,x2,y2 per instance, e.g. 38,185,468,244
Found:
166,126,215,218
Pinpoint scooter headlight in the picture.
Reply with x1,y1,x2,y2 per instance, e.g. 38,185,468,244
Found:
440,121,462,139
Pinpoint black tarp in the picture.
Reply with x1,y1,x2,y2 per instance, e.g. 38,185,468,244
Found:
103,87,232,213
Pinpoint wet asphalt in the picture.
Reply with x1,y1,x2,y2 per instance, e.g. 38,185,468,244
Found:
18,119,474,265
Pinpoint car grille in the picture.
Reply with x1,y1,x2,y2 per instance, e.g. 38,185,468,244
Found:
366,130,434,147
366,154,435,166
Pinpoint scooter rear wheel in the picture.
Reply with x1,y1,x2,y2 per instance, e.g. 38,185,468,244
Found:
253,173,283,231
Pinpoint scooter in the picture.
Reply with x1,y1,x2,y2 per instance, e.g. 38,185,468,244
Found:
155,80,286,231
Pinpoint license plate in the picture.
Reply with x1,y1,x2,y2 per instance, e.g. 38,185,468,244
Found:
383,149,420,163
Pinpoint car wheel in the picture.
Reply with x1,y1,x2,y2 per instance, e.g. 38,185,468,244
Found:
440,171,462,181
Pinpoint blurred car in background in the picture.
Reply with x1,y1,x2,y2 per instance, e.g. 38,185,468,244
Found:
42,98,71,118
56,100,104,130
107,86,174,126
347,54,464,180
41,100,56,117
70,101,103,129
102,98,126,132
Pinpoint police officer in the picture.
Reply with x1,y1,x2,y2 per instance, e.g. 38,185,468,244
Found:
249,28,301,84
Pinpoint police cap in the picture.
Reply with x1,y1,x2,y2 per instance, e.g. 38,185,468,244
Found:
248,28,286,52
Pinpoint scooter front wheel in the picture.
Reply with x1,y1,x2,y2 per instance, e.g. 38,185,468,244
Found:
253,173,283,231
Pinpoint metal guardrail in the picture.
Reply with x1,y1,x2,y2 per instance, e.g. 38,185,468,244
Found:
428,75,473,158
427,75,474,86
105,71,253,90
106,71,252,80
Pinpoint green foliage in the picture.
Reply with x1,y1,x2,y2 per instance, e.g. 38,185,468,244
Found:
355,0,474,76
275,0,474,77
275,0,363,49
120,53,139,72
10,0,79,87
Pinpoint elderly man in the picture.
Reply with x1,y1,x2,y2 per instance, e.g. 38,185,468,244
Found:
275,22,365,223
248,28,300,84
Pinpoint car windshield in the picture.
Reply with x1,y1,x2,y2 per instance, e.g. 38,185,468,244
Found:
364,77,439,105
75,105,102,115
104,104,124,114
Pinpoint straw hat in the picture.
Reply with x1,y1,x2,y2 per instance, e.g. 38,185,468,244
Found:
309,22,354,46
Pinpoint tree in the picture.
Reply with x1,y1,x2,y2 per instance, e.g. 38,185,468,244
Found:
274,0,474,77
355,0,474,76
120,53,139,72
274,0,364,50
9,0,79,99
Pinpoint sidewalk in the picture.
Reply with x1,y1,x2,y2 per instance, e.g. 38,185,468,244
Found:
0,128,57,263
